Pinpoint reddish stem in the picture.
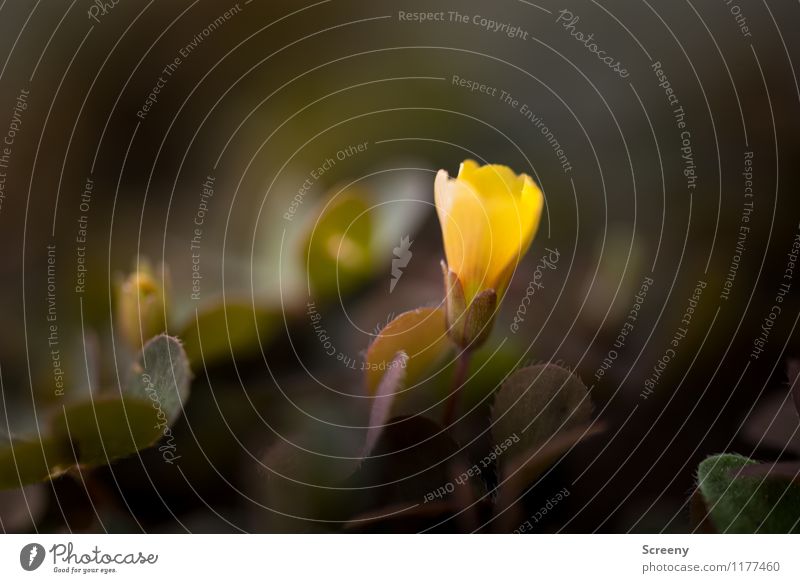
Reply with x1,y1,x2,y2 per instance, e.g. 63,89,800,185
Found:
443,350,472,426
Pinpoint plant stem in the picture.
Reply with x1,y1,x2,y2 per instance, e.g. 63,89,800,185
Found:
443,349,472,426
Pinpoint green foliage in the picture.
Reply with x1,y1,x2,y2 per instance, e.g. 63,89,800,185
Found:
50,399,168,468
364,307,451,395
0,335,191,490
126,333,191,423
304,191,374,298
697,453,800,533
178,301,277,368
492,364,592,456
491,364,600,518
255,424,366,533
0,435,69,490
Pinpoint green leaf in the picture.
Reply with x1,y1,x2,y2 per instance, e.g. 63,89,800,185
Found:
491,364,592,456
490,364,598,528
1,336,191,486
0,434,69,490
364,307,451,395
54,335,189,467
304,190,374,298
697,453,800,533
255,430,364,533
50,398,169,467
126,334,191,424
179,301,277,367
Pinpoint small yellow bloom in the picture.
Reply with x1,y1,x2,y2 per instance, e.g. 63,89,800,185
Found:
117,262,169,350
435,160,544,346
435,160,544,302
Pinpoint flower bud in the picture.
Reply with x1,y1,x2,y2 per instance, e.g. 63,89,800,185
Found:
435,160,543,347
117,262,168,350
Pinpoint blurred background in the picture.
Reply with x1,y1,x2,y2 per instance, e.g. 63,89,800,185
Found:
0,0,799,533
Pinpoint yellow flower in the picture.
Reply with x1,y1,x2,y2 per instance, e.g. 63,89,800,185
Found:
435,160,543,347
117,262,169,350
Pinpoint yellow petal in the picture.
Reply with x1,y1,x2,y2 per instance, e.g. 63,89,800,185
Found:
458,159,521,197
435,162,543,303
